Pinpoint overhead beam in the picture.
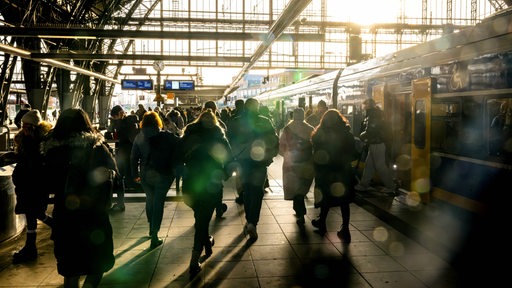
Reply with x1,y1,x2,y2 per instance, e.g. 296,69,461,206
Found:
31,53,250,62
224,0,313,97
0,27,323,41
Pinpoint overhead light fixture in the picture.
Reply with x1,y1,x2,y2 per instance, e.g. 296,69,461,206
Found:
38,35,97,40
42,58,120,84
0,43,31,57
0,43,119,84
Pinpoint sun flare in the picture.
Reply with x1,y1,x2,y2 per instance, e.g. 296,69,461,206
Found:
326,0,413,25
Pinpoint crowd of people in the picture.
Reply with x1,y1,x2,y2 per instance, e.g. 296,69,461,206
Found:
7,97,395,286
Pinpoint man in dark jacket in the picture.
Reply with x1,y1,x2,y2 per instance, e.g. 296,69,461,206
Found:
106,105,140,211
226,98,279,240
355,98,394,193
305,100,328,128
226,99,245,204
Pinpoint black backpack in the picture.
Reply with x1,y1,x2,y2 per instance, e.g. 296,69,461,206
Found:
147,130,179,175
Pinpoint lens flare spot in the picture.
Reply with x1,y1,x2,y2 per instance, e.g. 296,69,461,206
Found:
65,195,80,210
90,229,105,245
313,150,330,165
314,187,323,204
413,178,431,193
91,167,109,185
406,191,422,207
250,140,266,161
330,182,346,198
211,143,228,162
395,154,411,171
373,226,389,242
389,241,405,256
313,263,330,280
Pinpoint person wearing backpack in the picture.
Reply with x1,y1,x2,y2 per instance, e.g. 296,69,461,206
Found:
131,111,179,249
354,98,394,193
105,105,140,212
226,98,279,240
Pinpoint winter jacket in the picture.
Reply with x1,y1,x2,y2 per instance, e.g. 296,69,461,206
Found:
359,107,386,144
177,122,231,209
12,121,52,214
279,121,315,200
226,111,278,166
41,131,116,277
312,121,357,208
131,126,179,180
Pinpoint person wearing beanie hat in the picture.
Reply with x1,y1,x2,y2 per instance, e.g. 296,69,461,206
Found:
21,109,42,127
14,103,32,129
12,108,54,263
110,105,124,117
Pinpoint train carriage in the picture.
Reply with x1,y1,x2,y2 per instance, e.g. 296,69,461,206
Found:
255,7,512,212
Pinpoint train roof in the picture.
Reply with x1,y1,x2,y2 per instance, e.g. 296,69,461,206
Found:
339,7,512,83
256,69,340,101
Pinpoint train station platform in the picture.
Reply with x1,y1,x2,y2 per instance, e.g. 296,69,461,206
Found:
0,155,474,287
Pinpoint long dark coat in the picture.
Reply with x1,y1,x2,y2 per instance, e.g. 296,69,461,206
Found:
12,122,52,215
311,122,357,208
41,132,116,277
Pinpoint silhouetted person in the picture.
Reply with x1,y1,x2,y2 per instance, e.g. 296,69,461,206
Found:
279,107,315,228
355,98,394,193
41,108,117,288
305,100,328,128
226,99,245,204
106,105,139,211
11,109,54,263
164,109,184,136
203,101,229,217
177,109,232,278
131,111,179,248
135,104,147,121
226,98,279,240
311,109,357,243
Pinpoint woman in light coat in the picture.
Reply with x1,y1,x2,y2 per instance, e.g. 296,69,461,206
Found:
279,107,315,226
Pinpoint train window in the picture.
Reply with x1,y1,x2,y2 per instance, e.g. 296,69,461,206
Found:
460,99,483,156
487,97,512,159
431,102,460,152
413,100,426,149
432,98,483,157
432,103,459,117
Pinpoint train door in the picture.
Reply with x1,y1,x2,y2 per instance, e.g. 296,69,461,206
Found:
384,83,412,191
411,78,433,203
